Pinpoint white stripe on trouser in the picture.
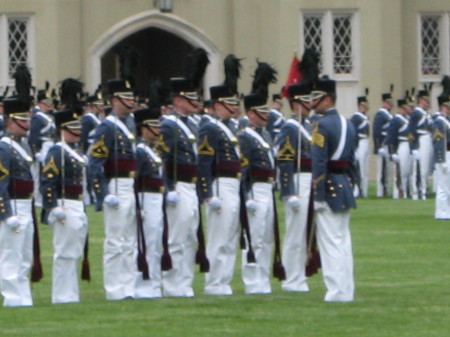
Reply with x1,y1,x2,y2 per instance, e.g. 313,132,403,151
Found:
204,177,240,295
376,145,393,197
242,182,274,294
49,199,88,304
103,178,137,300
162,182,199,297
135,192,163,298
281,172,311,292
0,199,34,307
435,152,450,219
315,208,354,302
392,142,414,199
412,133,434,198
355,138,369,197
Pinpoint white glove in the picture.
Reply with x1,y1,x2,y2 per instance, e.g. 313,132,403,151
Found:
391,153,400,163
412,150,420,161
207,196,222,212
377,147,388,157
246,199,258,215
104,194,120,208
34,152,43,162
314,201,329,212
353,151,360,161
166,191,180,206
6,216,21,231
51,207,66,223
287,196,300,212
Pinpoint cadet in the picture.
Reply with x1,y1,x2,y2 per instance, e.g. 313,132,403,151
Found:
88,79,137,300
134,107,165,299
410,88,434,200
0,98,38,307
432,77,450,219
310,76,357,302
350,93,370,198
81,92,104,154
238,93,276,294
373,90,394,197
40,109,88,304
198,84,242,296
386,99,413,199
29,86,56,207
155,78,201,297
266,93,286,142
277,82,313,293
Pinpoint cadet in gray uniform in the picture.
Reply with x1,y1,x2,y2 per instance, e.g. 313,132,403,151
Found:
40,109,88,304
310,77,357,302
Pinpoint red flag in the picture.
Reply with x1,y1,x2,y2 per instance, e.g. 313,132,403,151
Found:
281,54,302,98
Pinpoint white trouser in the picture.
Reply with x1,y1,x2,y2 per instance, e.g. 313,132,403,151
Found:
315,207,354,302
412,133,434,199
0,199,34,307
281,172,311,292
204,177,240,295
103,178,137,300
435,152,450,219
49,199,88,304
242,182,274,294
135,192,163,299
354,138,369,198
392,142,414,199
376,146,392,197
162,182,199,297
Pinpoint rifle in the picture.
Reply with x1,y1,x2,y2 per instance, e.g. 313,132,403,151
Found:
416,159,422,200
271,188,285,281
381,154,388,197
305,184,320,277
395,161,404,199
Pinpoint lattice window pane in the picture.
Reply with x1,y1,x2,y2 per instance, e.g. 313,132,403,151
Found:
333,14,353,74
303,15,323,72
421,15,440,75
8,17,29,77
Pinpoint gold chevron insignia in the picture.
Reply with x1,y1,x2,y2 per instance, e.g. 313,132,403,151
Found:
312,125,325,148
91,135,109,158
43,156,60,178
433,128,445,141
241,155,249,167
0,159,9,181
277,136,296,161
198,135,215,155
154,134,170,153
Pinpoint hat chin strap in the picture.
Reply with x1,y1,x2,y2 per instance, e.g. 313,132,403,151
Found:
118,96,134,110
147,126,160,137
300,102,311,112
221,102,235,118
65,128,81,138
13,119,29,132
254,110,268,122
310,96,326,113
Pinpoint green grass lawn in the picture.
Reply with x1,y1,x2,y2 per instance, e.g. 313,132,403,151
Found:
1,189,450,336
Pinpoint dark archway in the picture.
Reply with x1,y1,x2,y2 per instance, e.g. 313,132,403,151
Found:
101,27,194,98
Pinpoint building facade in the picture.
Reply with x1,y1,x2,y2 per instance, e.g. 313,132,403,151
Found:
1,0,450,115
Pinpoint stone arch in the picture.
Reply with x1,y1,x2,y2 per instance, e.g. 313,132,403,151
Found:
85,10,221,95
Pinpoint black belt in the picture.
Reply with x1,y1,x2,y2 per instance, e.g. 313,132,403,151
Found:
12,193,32,199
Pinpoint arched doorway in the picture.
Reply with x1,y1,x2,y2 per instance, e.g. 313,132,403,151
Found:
86,11,221,98
101,27,194,98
